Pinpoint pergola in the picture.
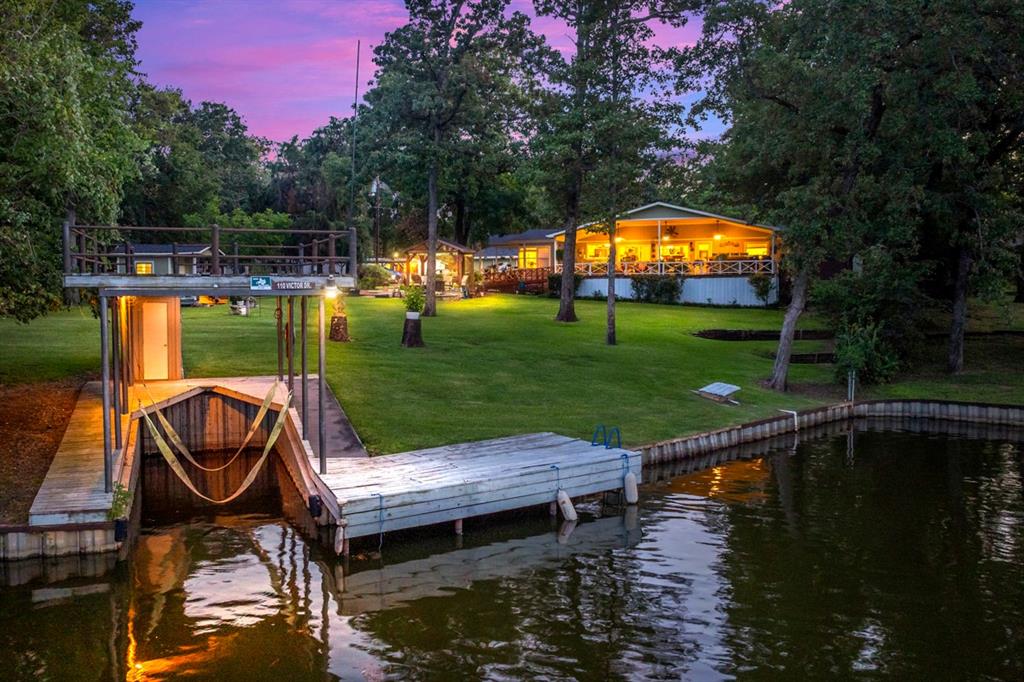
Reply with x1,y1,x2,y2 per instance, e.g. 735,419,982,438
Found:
402,239,475,289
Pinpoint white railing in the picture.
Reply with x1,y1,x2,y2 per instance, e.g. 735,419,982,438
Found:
557,259,775,277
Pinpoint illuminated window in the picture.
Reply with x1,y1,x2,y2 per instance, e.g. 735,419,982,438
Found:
518,248,538,269
135,261,154,275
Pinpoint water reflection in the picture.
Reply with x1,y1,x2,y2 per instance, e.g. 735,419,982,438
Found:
0,425,1021,680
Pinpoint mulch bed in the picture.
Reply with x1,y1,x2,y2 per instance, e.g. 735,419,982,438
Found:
0,379,83,524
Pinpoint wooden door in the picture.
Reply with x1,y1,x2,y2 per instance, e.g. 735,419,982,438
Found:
142,301,169,380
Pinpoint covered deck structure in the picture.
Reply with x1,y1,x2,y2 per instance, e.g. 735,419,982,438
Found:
400,238,475,293
483,202,783,305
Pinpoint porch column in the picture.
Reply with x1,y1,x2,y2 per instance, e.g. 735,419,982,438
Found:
657,220,663,275
99,295,112,493
318,296,327,475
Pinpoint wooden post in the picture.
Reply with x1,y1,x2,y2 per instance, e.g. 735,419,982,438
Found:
211,224,221,275
171,242,178,275
318,295,327,475
233,241,240,275
301,296,309,433
349,227,358,277
62,213,72,274
111,298,122,448
99,296,112,493
328,233,337,275
125,241,134,275
287,296,295,395
276,297,284,381
454,518,463,535
78,231,87,274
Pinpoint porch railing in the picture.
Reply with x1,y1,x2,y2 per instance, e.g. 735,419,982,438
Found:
62,222,355,277
557,259,775,277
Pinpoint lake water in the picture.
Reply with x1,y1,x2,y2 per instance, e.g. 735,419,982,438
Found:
1,424,1022,680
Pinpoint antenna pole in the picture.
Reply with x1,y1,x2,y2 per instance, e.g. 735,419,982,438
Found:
347,39,361,275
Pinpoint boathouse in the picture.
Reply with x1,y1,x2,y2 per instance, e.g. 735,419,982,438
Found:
1,218,641,561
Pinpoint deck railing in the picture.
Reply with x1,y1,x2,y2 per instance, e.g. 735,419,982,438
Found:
557,259,775,277
62,222,355,277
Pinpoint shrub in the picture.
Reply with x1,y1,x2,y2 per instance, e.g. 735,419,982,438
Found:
359,264,393,290
547,272,583,297
834,322,900,384
748,272,774,306
630,275,682,304
401,285,425,313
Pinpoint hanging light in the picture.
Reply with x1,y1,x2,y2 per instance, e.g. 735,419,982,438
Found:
324,275,339,300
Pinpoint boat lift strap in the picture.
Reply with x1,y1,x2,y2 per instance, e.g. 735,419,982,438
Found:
140,388,292,505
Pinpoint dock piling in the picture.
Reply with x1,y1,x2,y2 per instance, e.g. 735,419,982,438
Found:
99,296,112,493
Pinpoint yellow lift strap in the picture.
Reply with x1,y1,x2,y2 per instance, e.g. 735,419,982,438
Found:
140,388,292,505
140,382,279,472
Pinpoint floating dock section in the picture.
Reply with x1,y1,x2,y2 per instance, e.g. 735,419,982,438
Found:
320,432,641,543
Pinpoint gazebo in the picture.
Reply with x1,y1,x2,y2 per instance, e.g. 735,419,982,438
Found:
402,239,475,293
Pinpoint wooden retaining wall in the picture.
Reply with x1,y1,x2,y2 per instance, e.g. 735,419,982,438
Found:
137,391,272,455
0,522,119,562
641,399,1024,465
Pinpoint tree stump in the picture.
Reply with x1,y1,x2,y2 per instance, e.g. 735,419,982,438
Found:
330,315,350,342
401,313,424,347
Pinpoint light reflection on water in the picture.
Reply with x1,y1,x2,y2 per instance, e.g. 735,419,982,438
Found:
0,426,1022,680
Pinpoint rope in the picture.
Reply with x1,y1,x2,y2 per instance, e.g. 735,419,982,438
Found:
140,382,279,472
550,463,561,491
620,452,630,477
376,492,385,552
140,390,292,504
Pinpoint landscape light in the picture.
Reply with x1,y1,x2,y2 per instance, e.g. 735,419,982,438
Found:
324,275,339,299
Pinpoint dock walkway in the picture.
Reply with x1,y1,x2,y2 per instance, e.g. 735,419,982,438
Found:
25,380,641,557
319,432,641,542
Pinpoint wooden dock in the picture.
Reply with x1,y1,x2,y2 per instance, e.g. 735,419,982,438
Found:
320,432,641,543
21,378,641,558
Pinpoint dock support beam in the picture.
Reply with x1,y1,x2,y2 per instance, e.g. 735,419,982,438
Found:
300,297,308,433
110,297,122,448
275,297,284,381
99,295,112,493
318,296,327,475
287,296,295,395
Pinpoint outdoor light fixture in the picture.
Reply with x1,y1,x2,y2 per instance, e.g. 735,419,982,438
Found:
713,234,723,241
324,275,339,299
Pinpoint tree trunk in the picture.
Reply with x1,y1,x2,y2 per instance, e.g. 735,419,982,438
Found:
401,315,424,347
606,220,616,345
556,207,580,322
767,269,809,391
948,246,972,373
424,131,439,317
453,192,470,246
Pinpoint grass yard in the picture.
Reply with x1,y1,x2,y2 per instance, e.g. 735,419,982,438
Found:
2,295,1022,454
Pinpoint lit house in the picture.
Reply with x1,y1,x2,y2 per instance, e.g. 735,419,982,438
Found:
483,202,783,306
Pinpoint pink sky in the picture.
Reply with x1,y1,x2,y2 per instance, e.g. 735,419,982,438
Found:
134,0,716,142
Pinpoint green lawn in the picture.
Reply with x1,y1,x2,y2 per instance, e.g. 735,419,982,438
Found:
2,295,1021,454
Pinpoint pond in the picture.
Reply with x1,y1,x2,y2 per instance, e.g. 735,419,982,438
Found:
1,423,1022,680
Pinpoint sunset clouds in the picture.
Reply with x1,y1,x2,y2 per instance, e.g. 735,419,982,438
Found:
134,1,709,142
